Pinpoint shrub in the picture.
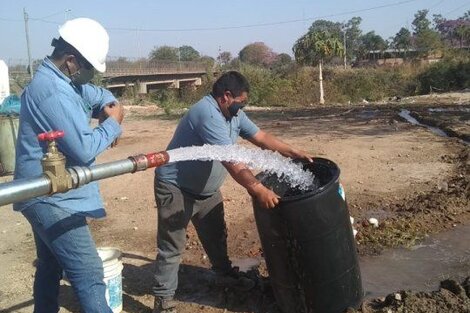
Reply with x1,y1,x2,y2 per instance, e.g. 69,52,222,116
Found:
149,89,187,115
416,53,470,94
120,53,469,107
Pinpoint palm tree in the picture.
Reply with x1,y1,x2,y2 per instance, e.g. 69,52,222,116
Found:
293,30,343,104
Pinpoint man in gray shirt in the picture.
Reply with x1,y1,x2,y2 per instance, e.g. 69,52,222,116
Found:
153,71,312,313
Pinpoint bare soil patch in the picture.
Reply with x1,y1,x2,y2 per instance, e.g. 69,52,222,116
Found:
0,97,468,312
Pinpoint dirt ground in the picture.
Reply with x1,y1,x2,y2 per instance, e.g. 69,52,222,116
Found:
0,92,469,313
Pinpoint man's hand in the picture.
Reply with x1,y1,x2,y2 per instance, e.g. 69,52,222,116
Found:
248,130,313,162
249,182,281,209
290,148,313,163
99,102,124,147
103,102,124,124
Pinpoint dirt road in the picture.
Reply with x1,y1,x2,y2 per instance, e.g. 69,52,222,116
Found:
0,98,468,312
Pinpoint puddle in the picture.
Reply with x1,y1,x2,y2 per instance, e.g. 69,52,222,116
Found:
398,109,448,137
357,109,380,119
360,224,470,298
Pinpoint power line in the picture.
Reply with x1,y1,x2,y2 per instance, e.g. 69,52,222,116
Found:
29,17,61,25
0,17,22,22
0,9,71,23
443,1,470,16
107,0,422,32
9,0,420,32
429,0,445,10
0,0,429,33
38,10,66,19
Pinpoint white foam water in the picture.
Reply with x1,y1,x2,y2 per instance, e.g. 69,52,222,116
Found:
166,144,314,191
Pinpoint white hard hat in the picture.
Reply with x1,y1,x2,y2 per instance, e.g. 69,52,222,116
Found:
58,18,109,73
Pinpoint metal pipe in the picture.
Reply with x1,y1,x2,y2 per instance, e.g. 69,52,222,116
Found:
0,176,51,207
88,159,136,182
0,151,169,207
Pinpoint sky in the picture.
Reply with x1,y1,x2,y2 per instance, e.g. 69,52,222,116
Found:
1,0,469,64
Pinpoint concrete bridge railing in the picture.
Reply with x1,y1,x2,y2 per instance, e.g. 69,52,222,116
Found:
103,60,211,77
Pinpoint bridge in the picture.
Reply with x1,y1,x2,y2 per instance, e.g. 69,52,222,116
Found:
103,60,212,94
6,59,213,95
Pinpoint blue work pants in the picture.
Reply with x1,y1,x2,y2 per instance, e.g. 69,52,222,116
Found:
22,203,111,313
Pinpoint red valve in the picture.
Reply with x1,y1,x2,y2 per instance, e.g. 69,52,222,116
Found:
38,130,65,141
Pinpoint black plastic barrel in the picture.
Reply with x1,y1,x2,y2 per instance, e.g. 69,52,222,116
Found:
253,158,363,313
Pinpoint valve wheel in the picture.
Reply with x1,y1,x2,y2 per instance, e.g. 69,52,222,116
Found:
38,130,65,141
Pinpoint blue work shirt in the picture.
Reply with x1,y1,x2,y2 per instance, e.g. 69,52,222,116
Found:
13,57,121,217
156,94,259,196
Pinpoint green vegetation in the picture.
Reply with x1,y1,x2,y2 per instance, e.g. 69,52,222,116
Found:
293,20,344,104
120,9,470,110
416,52,470,93
141,53,469,112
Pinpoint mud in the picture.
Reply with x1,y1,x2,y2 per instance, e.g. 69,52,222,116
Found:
408,106,470,143
350,278,470,313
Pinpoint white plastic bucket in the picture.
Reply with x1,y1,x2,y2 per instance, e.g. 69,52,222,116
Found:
0,60,10,104
97,247,123,313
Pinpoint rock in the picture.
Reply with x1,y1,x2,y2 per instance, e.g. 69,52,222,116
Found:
394,292,402,301
368,218,379,228
120,196,129,201
437,181,449,192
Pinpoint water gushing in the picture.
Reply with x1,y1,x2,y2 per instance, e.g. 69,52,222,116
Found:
166,144,315,191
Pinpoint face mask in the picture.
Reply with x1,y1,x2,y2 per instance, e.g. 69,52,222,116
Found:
228,102,245,117
71,67,95,85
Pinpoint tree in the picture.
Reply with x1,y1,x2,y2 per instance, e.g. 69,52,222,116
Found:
270,53,294,75
307,20,342,37
239,42,277,67
178,45,200,61
217,51,232,66
455,22,470,48
343,17,363,62
413,10,432,34
434,13,470,48
393,27,412,55
293,27,343,104
272,53,292,66
149,46,178,61
412,10,442,54
358,31,388,59
199,55,215,66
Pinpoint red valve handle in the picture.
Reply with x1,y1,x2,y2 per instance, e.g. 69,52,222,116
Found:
38,130,65,142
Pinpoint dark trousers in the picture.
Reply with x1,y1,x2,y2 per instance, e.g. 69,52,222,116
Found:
153,178,231,298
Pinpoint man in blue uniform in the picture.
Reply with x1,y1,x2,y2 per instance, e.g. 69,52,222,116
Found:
14,18,123,313
153,71,312,313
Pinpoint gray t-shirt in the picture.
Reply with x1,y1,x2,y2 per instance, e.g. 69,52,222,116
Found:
156,94,259,196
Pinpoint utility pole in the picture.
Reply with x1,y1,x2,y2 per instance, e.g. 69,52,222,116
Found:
343,28,347,69
64,9,71,21
177,48,181,71
23,8,33,80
